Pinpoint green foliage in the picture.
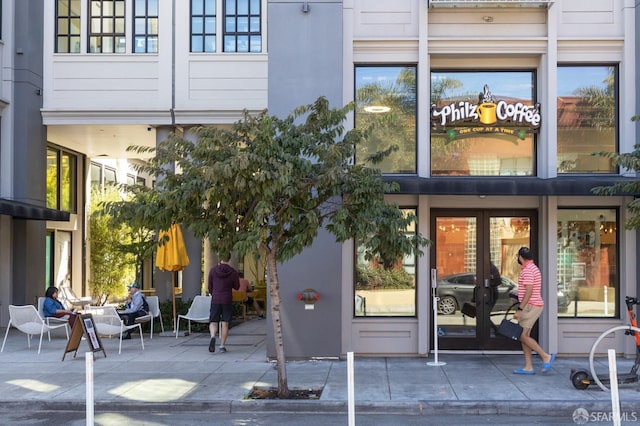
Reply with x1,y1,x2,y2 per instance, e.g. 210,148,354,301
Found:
88,187,135,304
592,143,640,230
113,96,430,396
121,96,429,264
355,264,414,290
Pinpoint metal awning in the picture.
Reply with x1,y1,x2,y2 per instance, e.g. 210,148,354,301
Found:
429,0,554,8
384,176,638,196
0,198,70,221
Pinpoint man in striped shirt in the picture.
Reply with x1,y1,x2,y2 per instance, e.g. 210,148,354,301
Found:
512,247,556,375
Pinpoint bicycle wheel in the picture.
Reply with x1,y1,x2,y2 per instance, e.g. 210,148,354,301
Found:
588,325,640,392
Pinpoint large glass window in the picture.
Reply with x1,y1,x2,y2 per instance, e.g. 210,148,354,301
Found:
133,0,158,53
557,209,618,318
223,0,261,52
56,0,81,53
557,65,617,174
355,66,417,174
89,0,126,53
430,71,538,176
191,0,217,52
47,147,77,213
355,208,417,317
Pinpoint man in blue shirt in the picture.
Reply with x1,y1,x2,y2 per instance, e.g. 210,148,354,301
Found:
117,282,148,339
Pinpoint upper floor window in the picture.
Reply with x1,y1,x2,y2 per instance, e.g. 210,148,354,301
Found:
223,0,261,52
89,0,126,53
56,0,81,53
355,66,417,174
191,0,217,52
134,0,159,53
557,65,617,174
47,147,78,213
430,70,537,176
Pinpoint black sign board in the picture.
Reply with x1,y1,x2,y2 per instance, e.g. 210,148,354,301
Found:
62,313,106,361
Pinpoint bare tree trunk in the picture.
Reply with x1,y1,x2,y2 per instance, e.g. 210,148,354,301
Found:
266,250,289,398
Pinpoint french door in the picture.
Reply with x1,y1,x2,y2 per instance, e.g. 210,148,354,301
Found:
431,209,538,350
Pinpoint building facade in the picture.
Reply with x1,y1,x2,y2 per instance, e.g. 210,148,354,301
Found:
0,0,638,359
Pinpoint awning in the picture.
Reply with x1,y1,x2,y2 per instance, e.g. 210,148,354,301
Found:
384,176,639,196
0,198,70,221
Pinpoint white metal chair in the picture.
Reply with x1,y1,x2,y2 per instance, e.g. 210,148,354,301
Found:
36,297,71,341
58,287,92,310
1,305,69,354
84,305,144,354
175,295,211,338
141,296,164,339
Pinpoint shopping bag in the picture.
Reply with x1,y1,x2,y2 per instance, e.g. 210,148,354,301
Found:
498,319,523,341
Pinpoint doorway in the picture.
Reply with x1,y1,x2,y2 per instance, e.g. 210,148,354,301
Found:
431,209,537,350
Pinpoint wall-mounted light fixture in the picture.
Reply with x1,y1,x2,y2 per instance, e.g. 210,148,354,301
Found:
302,2,310,13
482,16,494,23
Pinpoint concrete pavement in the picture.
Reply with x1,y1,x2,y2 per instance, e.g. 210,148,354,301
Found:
0,317,638,419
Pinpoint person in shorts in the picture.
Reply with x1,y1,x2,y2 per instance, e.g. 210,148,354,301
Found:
513,247,556,375
207,254,240,353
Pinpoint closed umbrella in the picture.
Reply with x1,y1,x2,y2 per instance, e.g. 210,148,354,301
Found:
155,224,190,331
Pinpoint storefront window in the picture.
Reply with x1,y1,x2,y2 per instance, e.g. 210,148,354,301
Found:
557,65,616,174
430,71,537,176
557,209,617,318
355,66,417,174
354,208,417,317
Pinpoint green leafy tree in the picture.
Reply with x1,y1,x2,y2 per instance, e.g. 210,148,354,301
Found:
592,141,640,230
88,187,135,304
112,97,429,397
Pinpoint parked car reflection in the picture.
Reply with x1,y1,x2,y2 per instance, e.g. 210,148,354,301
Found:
436,273,569,315
436,273,517,315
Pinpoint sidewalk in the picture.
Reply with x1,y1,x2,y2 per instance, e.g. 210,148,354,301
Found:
0,318,638,417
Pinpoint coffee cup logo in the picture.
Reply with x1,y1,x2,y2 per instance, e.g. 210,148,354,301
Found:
477,102,497,124
477,84,497,125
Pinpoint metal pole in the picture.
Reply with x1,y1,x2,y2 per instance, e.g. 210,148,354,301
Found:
608,349,621,426
428,269,446,366
347,351,355,426
85,352,94,426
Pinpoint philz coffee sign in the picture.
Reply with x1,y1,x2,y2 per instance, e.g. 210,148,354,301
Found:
431,85,541,139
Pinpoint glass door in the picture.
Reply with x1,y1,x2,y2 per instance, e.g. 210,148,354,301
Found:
432,209,537,350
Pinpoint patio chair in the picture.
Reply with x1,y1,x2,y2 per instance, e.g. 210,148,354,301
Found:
36,297,71,340
232,290,248,320
1,305,69,354
84,305,144,354
175,295,211,338
58,286,91,310
140,296,164,339
132,296,154,338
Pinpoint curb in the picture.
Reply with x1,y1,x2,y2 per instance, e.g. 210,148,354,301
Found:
0,399,634,417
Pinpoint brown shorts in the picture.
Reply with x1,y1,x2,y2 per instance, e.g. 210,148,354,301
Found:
518,304,543,329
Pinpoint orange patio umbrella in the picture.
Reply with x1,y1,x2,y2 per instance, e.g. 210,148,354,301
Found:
155,224,190,331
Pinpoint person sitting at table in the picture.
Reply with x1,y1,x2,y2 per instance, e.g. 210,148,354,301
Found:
117,282,148,339
238,272,265,318
43,286,77,328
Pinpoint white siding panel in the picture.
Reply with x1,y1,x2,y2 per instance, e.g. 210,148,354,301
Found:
46,58,171,112
352,0,419,38
557,0,622,37
428,10,548,38
175,57,268,112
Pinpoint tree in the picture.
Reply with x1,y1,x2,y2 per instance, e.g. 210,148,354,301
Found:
88,186,135,304
112,97,429,397
592,142,640,230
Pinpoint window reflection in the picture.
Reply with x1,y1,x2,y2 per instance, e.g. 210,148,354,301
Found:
557,209,617,317
430,71,536,176
355,66,417,174
557,65,616,174
355,208,417,317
